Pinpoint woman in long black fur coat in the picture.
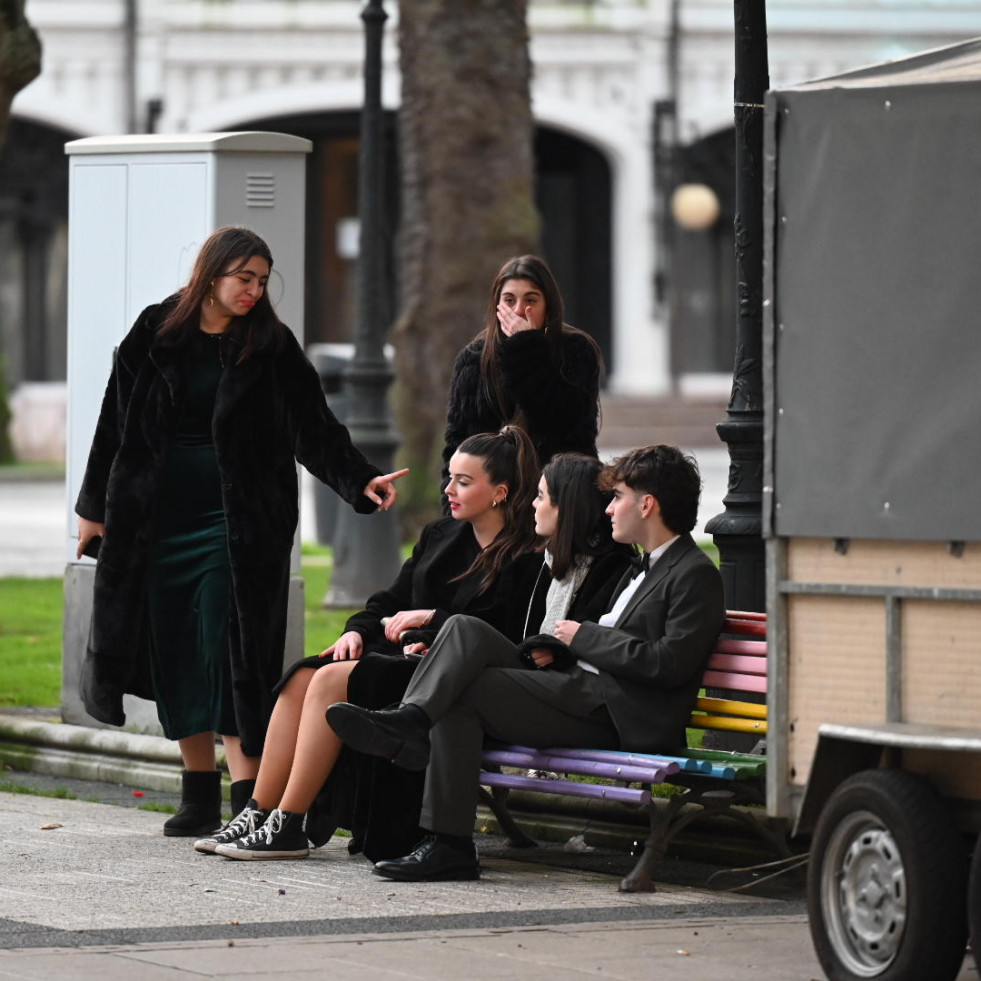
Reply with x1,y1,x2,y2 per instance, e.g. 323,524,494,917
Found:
74,227,406,838
441,255,602,484
194,427,543,862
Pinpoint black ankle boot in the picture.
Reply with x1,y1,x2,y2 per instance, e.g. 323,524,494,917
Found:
163,770,222,837
230,779,256,819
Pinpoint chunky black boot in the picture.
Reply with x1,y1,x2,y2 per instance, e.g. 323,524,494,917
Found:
229,779,256,819
163,770,222,837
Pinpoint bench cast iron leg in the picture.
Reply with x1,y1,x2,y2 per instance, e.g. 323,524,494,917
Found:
619,795,686,893
478,787,538,848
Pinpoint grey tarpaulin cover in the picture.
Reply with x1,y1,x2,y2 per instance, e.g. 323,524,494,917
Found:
763,39,981,542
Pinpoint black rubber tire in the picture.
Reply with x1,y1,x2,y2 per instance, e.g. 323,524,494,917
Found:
969,836,981,973
807,768,967,981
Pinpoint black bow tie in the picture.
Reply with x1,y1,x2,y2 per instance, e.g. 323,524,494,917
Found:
630,552,651,574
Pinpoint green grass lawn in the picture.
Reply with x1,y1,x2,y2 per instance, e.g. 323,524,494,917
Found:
0,578,64,707
0,550,357,708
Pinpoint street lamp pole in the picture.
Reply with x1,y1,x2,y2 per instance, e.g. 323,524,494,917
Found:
704,0,769,613
323,0,402,606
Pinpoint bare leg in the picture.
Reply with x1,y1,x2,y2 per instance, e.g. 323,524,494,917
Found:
278,660,359,814
178,731,217,771
249,667,319,809
220,735,260,783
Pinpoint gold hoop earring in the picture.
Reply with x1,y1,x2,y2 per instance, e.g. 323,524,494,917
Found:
208,281,215,308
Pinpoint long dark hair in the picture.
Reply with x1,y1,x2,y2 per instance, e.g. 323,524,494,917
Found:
454,425,540,592
157,226,283,362
476,254,604,418
541,453,615,581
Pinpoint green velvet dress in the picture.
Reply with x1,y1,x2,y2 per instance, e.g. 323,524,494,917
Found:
146,330,235,739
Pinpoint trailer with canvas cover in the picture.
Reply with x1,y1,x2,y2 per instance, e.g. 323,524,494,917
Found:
763,38,981,981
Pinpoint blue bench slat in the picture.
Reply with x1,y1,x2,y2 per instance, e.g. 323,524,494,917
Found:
480,770,652,805
482,748,676,783
659,755,715,773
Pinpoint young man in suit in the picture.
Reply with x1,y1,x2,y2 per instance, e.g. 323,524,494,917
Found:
328,444,726,881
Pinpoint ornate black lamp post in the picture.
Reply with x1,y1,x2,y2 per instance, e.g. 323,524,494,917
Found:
704,0,769,613
323,0,402,606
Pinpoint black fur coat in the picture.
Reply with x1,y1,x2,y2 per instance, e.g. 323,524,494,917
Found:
75,302,381,756
442,329,600,476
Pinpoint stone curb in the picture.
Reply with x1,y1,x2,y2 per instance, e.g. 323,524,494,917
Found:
0,714,227,793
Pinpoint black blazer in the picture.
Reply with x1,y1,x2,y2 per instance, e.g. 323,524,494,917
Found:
345,517,542,651
570,534,725,753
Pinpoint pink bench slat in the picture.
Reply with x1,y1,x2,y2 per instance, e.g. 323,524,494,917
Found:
701,669,767,693
713,638,767,657
706,653,767,675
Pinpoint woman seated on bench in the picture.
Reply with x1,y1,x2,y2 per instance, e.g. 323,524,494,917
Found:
192,425,542,860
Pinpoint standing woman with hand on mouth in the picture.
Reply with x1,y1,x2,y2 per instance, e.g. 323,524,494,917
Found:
74,226,407,838
441,255,603,486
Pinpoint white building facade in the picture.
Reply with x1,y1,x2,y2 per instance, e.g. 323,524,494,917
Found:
5,0,981,401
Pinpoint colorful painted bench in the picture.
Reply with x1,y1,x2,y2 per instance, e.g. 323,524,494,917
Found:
478,611,789,892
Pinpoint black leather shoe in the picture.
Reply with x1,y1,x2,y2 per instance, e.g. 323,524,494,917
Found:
327,702,430,771
373,836,480,881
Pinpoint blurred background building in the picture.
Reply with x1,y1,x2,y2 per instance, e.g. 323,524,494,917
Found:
3,0,979,460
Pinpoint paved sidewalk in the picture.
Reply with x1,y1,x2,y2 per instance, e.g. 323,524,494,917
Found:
0,791,834,980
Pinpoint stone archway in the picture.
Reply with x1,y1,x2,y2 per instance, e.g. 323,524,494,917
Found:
0,117,79,385
234,109,400,348
535,126,613,377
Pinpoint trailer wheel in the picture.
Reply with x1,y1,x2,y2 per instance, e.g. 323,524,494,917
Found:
808,768,966,981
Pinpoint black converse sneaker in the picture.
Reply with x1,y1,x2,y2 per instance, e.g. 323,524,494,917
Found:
214,808,309,860
193,799,270,854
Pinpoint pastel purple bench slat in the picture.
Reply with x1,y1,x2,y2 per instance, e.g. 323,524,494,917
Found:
480,771,652,805
503,745,682,772
482,749,678,784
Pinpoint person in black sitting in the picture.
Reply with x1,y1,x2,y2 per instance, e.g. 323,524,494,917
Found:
328,445,725,881
194,426,541,861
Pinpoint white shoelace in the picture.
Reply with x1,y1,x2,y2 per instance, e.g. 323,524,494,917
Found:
216,806,264,843
238,808,284,847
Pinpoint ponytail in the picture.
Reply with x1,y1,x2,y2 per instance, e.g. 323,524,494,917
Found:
456,424,540,591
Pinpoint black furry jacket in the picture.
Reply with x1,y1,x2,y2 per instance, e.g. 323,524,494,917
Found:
75,301,381,756
442,329,600,476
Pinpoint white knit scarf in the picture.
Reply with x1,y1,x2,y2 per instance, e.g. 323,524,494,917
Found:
537,550,594,636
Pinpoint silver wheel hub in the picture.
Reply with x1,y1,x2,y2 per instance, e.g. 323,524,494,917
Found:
822,810,906,976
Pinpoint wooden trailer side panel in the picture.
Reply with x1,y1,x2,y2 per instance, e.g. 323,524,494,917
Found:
783,538,981,798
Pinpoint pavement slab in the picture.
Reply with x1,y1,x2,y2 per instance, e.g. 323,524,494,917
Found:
1,792,977,979
0,793,766,939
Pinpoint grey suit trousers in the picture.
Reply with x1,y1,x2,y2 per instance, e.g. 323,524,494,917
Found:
403,614,620,837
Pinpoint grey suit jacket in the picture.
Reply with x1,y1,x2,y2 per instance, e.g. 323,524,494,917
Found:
570,533,725,753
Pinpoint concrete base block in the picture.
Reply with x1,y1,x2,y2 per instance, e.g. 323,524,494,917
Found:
62,563,306,736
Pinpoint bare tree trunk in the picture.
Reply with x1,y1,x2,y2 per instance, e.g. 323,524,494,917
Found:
393,0,538,531
0,0,41,155
0,0,41,462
